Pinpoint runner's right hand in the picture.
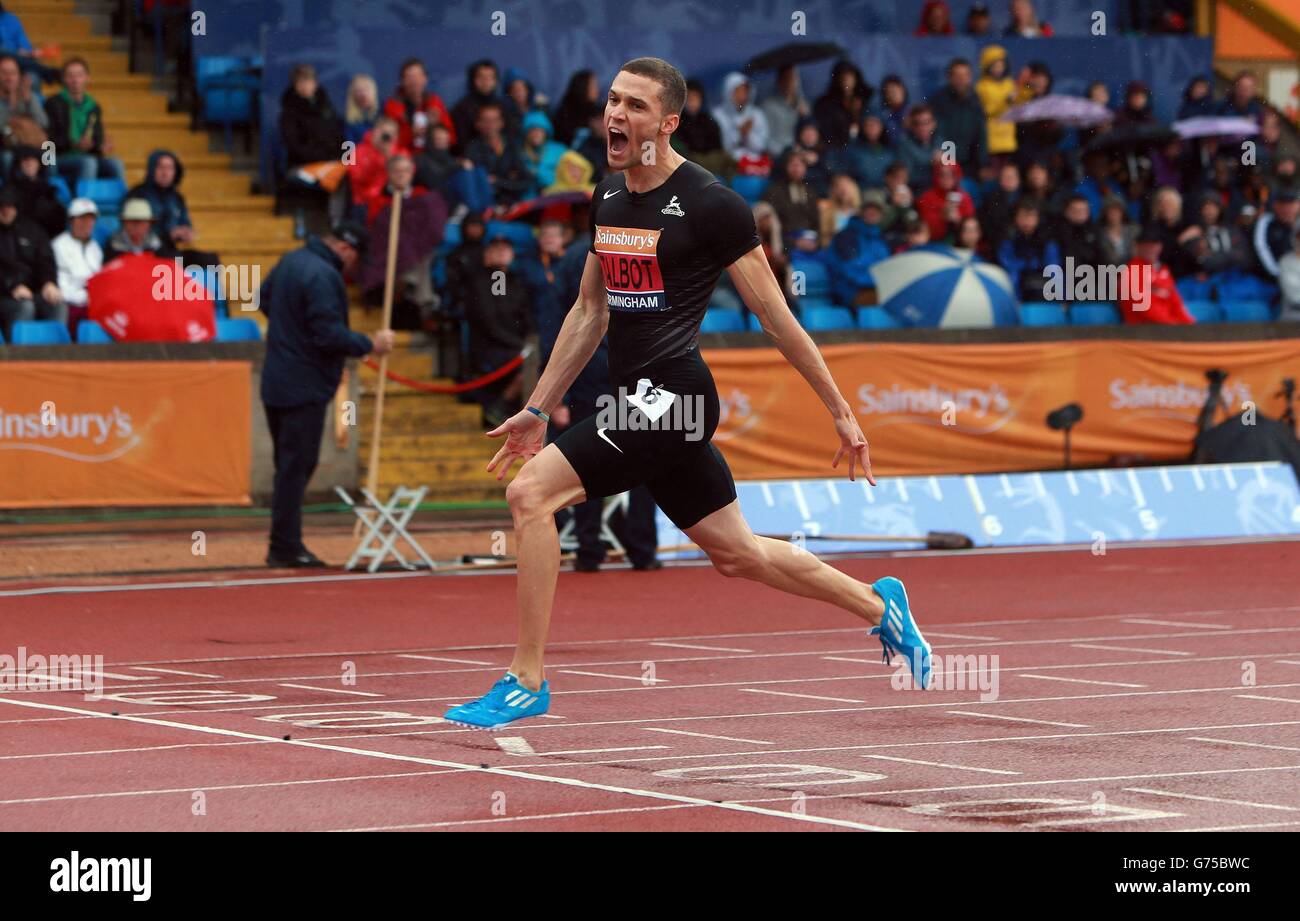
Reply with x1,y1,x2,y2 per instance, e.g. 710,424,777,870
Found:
486,410,547,481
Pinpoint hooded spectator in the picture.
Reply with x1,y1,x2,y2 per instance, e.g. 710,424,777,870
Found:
6,144,65,238
442,212,486,314
279,64,346,168
713,72,771,172
0,184,61,340
126,149,218,267
916,161,975,243
1115,81,1156,128
916,0,955,35
520,110,568,196
966,1,993,35
1055,194,1106,274
551,70,599,146
761,64,810,157
813,60,872,151
451,59,501,152
997,199,1061,301
1178,76,1215,120
828,111,891,191
976,45,1018,160
877,75,909,145
382,58,456,153
931,58,987,175
545,149,595,195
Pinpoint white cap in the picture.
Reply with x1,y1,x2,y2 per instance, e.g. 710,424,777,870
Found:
67,197,99,218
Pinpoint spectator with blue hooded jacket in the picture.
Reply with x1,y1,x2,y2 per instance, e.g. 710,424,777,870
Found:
126,148,221,268
519,110,567,198
825,190,892,306
258,221,394,568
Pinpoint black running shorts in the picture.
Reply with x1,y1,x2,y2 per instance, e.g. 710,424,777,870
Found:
552,349,737,530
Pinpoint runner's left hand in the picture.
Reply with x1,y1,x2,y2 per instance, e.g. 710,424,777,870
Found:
486,410,547,481
831,411,876,485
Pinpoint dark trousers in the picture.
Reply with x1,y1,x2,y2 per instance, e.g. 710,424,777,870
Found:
264,399,328,556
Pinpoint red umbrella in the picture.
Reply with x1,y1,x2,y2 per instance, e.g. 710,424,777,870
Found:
87,253,217,342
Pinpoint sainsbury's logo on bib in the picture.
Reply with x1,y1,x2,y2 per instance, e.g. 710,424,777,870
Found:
594,224,666,312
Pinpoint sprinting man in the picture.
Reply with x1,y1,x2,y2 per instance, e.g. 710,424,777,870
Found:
445,58,932,728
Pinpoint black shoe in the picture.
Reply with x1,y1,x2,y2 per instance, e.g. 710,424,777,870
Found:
573,558,602,572
631,558,663,571
266,549,328,569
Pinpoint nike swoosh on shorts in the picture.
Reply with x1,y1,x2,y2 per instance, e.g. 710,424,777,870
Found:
596,428,623,453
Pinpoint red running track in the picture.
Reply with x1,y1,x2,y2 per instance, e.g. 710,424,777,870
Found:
1,541,1299,832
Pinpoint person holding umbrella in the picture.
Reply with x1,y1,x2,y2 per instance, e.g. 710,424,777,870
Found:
259,221,395,568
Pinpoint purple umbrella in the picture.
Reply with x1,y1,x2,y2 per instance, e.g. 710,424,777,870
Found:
1172,116,1260,139
1002,94,1114,127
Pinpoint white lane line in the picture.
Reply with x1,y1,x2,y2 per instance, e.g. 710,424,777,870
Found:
1188,737,1300,754
542,746,671,756
791,481,811,520
740,688,863,704
1126,468,1147,508
1124,787,1299,812
1072,644,1192,656
495,737,535,756
1122,618,1231,631
0,696,904,832
649,642,752,653
332,803,705,831
560,669,666,684
645,728,772,746
822,656,874,664
965,475,986,514
1175,820,1300,832
864,755,1020,776
926,632,1001,641
1276,660,1300,666
397,654,493,666
1237,694,1300,704
1018,674,1146,689
278,684,383,697
0,741,268,760
131,667,221,678
947,711,1088,728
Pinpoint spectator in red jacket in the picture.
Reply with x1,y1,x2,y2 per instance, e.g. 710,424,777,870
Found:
916,160,975,243
381,58,455,153
916,1,955,35
1120,228,1195,324
348,115,408,220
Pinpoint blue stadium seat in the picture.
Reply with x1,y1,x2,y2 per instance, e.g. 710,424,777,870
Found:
1183,299,1223,324
790,254,829,297
0,326,6,344
856,307,901,329
797,295,839,312
1019,302,1068,327
700,310,746,333
1222,300,1274,323
1217,274,1277,303
76,178,129,216
729,175,769,204
76,320,114,344
801,306,856,331
1176,277,1215,302
1069,302,1121,325
48,175,72,207
745,312,764,332
93,215,121,248
196,55,261,152
215,318,262,341
10,320,72,345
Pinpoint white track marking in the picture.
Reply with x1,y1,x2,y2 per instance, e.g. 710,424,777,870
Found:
0,741,269,761
1126,468,1146,508
131,667,220,678
0,696,904,832
791,481,810,520
541,746,670,756
397,654,493,665
278,684,383,697
925,632,1001,641
495,737,535,756
822,656,874,664
1237,694,1300,704
332,803,705,831
650,642,752,653
964,475,986,513
645,728,772,745
1123,787,1299,812
1175,820,1300,832
864,755,1019,775
1122,618,1231,630
947,711,1088,728
1072,644,1193,656
1278,660,1300,667
560,669,666,684
0,769,457,805
1188,736,1300,754
1018,674,1146,688
740,688,863,704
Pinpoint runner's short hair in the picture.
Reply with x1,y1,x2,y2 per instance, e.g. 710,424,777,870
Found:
618,57,687,116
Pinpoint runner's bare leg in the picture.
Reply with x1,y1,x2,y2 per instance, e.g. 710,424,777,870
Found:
504,444,586,691
684,500,885,623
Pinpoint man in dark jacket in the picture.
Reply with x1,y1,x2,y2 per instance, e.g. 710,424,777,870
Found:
450,59,500,154
1055,194,1106,276
0,185,62,341
278,63,345,167
258,221,394,567
929,58,986,176
463,233,530,426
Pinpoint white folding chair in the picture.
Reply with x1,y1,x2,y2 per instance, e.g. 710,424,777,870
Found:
557,491,628,557
335,485,437,572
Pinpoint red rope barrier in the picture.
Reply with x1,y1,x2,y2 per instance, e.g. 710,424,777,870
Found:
362,351,525,394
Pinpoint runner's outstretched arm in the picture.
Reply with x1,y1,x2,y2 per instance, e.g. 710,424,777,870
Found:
726,247,876,484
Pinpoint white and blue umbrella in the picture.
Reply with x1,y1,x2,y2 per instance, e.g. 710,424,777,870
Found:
870,245,1019,328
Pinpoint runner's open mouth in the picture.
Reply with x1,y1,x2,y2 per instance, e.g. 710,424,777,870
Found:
608,126,629,155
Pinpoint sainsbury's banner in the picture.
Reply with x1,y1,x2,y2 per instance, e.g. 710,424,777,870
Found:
0,362,251,508
703,340,1300,479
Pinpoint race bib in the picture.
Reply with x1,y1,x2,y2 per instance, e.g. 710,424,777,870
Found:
624,378,677,422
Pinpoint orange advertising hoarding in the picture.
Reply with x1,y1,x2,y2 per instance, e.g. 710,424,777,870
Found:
704,340,1300,479
0,362,251,507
